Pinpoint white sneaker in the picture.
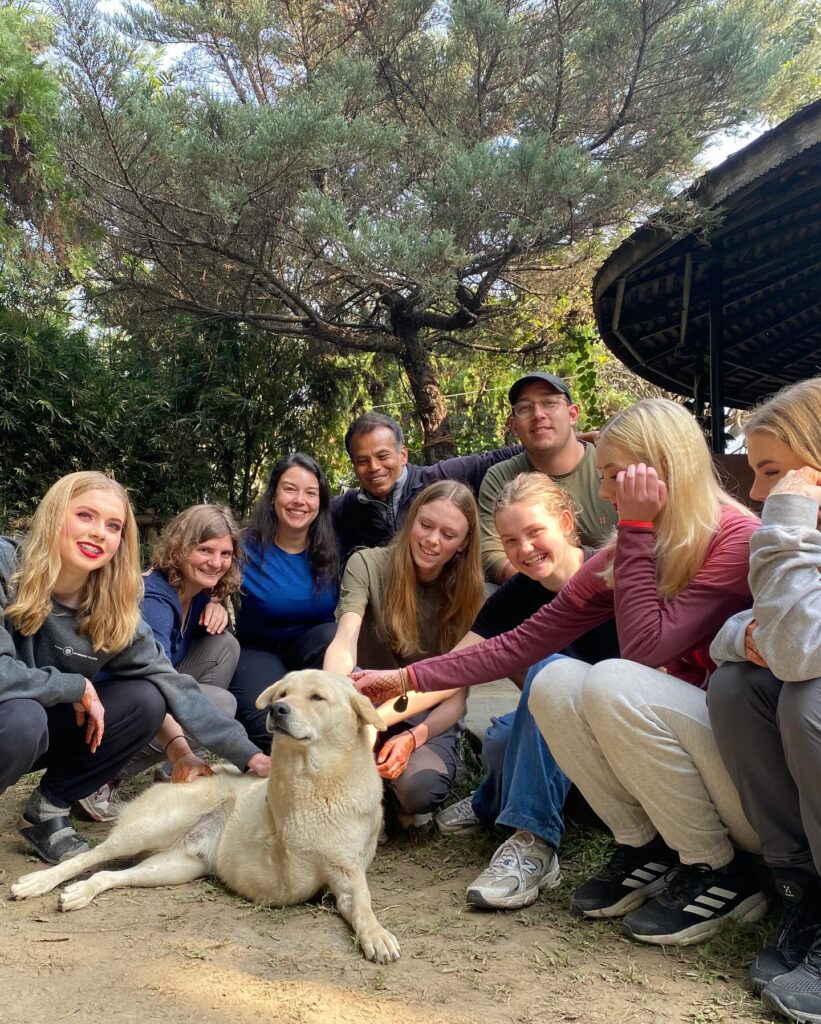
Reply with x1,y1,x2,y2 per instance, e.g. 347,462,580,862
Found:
466,830,562,910
77,780,121,822
436,794,481,835
396,811,433,829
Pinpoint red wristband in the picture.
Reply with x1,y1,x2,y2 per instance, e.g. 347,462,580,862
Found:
618,519,655,529
406,664,420,690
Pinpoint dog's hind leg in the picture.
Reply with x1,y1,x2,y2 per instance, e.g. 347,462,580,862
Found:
326,865,401,963
11,835,134,901
58,847,206,912
11,806,199,901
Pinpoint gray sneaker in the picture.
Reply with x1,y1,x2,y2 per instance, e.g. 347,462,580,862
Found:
77,780,121,823
436,794,481,835
466,830,562,910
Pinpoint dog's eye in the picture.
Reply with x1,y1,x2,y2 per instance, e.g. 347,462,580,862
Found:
310,694,326,702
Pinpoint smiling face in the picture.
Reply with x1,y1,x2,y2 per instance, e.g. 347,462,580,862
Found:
180,533,234,596
349,426,409,500
496,502,576,585
59,488,126,584
746,430,810,502
408,497,470,583
508,382,579,459
273,466,321,536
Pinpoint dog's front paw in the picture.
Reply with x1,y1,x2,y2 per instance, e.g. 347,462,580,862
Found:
359,926,401,963
58,880,96,912
11,870,59,900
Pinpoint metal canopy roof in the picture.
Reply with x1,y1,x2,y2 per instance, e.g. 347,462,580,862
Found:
593,100,821,447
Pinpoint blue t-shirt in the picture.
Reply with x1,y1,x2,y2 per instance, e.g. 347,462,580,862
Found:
142,568,210,668
236,542,339,648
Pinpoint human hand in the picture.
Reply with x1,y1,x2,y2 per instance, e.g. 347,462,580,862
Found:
351,669,404,704
246,752,271,777
199,601,229,634
616,463,668,522
72,679,105,753
375,732,416,780
170,753,214,783
770,467,821,506
744,619,769,668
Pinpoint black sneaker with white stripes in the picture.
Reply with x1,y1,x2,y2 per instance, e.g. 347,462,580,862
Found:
571,836,677,918
622,854,767,946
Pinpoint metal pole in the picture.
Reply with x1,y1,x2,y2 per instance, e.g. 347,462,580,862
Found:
708,243,725,453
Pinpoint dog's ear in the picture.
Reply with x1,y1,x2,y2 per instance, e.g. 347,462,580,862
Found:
255,682,283,710
349,690,387,731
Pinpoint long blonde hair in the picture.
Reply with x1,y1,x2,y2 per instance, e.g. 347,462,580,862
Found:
6,472,143,652
744,377,821,470
151,504,242,600
599,399,755,598
494,472,581,547
383,481,484,658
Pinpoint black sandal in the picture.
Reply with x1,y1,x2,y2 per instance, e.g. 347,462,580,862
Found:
18,814,89,865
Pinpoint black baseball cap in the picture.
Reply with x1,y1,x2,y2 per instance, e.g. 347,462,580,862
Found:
508,372,572,406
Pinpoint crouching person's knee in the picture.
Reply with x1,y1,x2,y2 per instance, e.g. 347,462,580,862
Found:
0,699,49,796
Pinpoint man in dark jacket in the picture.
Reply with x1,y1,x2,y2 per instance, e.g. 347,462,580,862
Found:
331,412,521,560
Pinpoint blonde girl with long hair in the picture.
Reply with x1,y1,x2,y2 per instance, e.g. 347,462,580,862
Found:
709,377,821,1018
0,473,267,865
80,504,244,821
324,480,484,825
354,399,764,943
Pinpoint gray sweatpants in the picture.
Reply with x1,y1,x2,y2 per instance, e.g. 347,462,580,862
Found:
124,631,239,777
708,661,821,876
528,658,759,867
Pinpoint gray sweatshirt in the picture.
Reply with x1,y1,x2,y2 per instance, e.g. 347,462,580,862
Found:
0,537,259,768
710,493,821,681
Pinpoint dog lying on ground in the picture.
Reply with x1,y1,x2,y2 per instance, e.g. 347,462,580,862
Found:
12,670,400,963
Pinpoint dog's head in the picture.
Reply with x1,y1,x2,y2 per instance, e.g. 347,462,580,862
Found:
255,669,386,747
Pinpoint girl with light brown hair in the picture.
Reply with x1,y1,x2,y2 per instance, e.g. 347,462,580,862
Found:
0,473,267,865
324,480,484,826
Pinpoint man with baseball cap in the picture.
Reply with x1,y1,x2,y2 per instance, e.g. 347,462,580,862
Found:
478,372,617,582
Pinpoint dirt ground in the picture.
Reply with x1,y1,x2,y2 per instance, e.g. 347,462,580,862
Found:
0,775,778,1024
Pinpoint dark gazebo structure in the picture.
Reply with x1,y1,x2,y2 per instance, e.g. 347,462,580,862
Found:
593,100,821,452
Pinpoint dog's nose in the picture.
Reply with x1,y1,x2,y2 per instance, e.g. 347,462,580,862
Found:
266,699,292,734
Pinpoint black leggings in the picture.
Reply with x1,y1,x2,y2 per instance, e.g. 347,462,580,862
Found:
230,622,338,751
380,714,460,816
0,679,166,804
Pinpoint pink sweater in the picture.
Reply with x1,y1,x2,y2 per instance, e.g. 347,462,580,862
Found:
409,506,758,693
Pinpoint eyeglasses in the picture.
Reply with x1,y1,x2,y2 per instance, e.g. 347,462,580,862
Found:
512,397,569,419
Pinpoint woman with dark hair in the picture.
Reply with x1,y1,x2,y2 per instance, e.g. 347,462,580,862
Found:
230,453,340,750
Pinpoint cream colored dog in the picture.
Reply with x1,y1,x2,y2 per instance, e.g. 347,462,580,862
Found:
12,670,400,963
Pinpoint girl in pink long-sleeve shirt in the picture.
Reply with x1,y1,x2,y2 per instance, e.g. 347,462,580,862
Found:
354,399,763,948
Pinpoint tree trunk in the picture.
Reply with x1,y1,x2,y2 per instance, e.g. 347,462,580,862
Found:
396,319,456,463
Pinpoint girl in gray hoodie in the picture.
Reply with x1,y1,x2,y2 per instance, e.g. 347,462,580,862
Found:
709,377,821,1023
1,471,267,866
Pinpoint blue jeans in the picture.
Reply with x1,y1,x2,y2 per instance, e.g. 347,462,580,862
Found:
471,655,571,849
